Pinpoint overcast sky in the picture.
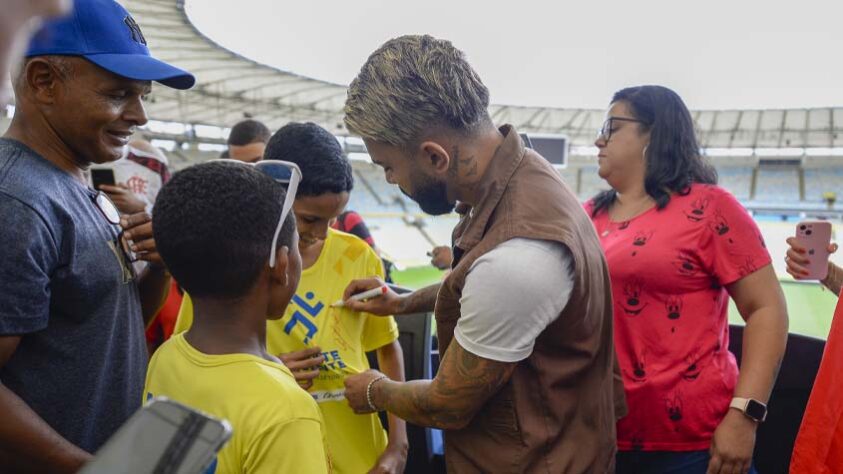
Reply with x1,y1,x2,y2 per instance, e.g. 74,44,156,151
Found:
187,0,843,111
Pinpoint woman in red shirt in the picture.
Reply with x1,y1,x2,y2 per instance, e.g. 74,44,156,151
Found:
587,85,789,474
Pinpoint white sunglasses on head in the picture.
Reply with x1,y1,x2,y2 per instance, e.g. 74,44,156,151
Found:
210,159,302,267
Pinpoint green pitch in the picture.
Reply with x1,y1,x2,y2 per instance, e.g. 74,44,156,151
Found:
393,267,836,340
729,280,836,340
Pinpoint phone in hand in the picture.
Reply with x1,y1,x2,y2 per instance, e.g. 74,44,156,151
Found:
79,397,232,474
91,168,116,190
795,220,833,280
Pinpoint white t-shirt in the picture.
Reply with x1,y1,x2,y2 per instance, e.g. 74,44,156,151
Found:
454,238,574,363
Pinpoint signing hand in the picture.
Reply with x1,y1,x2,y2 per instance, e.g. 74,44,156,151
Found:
344,369,387,415
707,410,757,474
278,347,324,390
342,277,402,316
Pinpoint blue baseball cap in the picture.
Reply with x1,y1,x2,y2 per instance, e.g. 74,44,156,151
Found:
26,0,195,90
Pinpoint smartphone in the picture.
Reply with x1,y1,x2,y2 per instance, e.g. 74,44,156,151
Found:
795,220,833,280
79,397,232,474
91,168,116,190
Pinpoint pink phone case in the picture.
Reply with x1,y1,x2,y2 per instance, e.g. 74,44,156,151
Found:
796,220,832,280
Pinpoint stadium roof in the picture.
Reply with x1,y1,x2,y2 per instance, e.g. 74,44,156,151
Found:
15,0,843,149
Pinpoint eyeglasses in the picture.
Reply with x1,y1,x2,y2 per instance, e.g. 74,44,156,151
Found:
210,159,302,268
597,116,645,143
92,191,138,267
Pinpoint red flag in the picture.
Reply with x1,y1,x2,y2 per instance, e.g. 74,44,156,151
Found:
791,290,843,473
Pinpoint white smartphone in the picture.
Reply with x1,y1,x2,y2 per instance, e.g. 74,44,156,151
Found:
795,220,833,280
79,397,232,474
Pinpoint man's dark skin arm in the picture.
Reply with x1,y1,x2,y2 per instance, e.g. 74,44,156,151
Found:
0,337,92,473
343,277,440,316
345,340,516,430
122,211,170,325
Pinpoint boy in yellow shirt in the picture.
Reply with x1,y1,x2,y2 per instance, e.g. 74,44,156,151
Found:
145,161,330,473
174,123,408,474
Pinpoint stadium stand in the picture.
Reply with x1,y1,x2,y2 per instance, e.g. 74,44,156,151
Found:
364,217,434,266
755,165,802,203
803,167,843,202
717,166,754,200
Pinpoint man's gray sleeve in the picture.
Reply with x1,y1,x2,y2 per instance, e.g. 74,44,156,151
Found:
0,195,56,334
454,238,574,363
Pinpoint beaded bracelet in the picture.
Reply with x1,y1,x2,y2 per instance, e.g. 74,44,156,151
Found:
366,375,388,412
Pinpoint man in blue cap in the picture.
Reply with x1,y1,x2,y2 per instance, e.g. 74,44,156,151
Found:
0,1,195,471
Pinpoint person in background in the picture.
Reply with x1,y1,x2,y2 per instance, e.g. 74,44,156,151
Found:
96,137,170,215
146,161,331,474
0,0,71,104
227,118,270,163
175,123,408,474
428,245,453,270
785,236,843,471
88,137,180,354
0,0,194,471
588,85,788,474
333,210,375,247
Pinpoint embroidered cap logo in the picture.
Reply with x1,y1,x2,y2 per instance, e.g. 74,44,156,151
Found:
123,16,147,45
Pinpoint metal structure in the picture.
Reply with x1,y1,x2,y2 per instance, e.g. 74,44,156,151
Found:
15,0,843,149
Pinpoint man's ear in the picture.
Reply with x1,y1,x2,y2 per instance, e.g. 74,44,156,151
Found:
418,141,451,175
271,246,290,286
23,58,63,105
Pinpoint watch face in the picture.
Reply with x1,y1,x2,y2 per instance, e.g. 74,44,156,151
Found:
745,399,767,421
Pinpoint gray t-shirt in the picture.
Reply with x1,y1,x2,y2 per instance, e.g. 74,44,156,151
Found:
0,139,146,452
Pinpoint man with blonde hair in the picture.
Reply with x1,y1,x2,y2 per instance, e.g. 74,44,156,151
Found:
342,35,623,473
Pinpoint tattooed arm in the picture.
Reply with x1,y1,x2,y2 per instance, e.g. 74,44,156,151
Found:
344,340,516,430
343,278,440,316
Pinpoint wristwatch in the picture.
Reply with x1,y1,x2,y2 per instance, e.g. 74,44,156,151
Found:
730,397,768,423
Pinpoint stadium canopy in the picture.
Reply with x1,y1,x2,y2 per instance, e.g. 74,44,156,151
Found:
32,0,843,149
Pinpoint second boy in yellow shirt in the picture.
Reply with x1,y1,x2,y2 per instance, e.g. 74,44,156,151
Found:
174,123,407,474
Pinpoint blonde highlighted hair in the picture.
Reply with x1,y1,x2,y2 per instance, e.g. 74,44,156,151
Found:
344,35,491,149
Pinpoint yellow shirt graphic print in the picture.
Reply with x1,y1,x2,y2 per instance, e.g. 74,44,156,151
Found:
269,230,399,474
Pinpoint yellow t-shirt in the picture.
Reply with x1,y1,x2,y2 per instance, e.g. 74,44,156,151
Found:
173,229,400,474
144,333,331,474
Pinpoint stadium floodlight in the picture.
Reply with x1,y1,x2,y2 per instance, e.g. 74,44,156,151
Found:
570,146,599,156
144,120,187,135
193,124,229,140
198,143,227,152
347,152,372,163
755,148,805,157
703,148,755,157
805,148,843,157
150,139,176,152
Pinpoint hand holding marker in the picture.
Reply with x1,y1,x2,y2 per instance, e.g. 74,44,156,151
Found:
332,285,388,308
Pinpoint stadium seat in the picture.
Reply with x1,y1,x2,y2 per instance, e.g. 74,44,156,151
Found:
728,325,825,473
367,285,444,473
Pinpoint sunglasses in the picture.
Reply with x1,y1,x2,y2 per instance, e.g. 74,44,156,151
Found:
597,116,645,143
210,159,302,268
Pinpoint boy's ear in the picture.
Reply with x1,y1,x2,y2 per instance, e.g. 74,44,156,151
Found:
270,246,289,286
